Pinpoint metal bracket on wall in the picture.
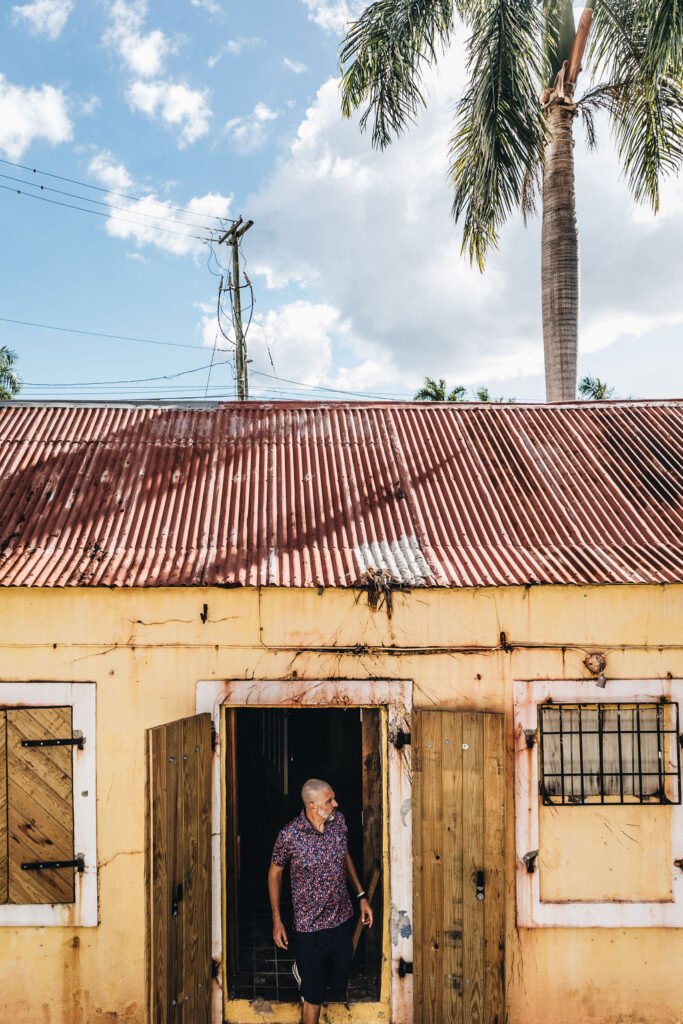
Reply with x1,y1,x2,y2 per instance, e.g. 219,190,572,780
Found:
22,733,85,750
522,850,539,874
398,958,413,978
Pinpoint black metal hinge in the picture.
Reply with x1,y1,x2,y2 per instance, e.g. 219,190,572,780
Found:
391,730,411,750
22,735,85,750
398,958,413,978
22,858,85,872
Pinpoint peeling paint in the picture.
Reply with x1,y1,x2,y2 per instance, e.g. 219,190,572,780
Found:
400,798,411,828
249,997,274,1017
390,905,412,945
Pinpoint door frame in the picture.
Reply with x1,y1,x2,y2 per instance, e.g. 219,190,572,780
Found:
196,678,413,1024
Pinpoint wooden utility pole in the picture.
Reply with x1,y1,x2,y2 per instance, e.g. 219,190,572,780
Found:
217,217,253,400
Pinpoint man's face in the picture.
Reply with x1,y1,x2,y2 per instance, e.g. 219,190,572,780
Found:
315,788,338,821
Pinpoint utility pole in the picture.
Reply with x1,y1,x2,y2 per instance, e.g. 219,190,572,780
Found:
217,217,253,400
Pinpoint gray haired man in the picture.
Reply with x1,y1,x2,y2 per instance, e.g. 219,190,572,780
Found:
268,779,373,1024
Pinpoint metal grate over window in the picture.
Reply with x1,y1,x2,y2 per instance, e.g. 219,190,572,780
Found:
538,702,681,805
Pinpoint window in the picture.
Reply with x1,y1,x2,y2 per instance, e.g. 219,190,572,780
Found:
539,702,681,805
0,707,82,905
0,682,96,927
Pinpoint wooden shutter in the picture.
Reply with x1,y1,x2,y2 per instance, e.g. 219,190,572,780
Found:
6,707,76,905
413,711,505,1024
146,713,212,1024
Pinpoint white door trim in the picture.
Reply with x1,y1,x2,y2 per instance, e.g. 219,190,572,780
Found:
196,678,413,1024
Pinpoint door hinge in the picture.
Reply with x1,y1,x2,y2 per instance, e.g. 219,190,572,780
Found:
22,733,85,750
398,958,413,978
21,858,85,872
390,729,411,750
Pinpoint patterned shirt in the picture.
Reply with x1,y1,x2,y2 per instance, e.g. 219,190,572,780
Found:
271,809,353,933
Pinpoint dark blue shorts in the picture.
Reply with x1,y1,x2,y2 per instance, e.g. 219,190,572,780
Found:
294,918,354,1005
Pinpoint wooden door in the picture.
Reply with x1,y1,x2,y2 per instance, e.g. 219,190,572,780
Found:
146,714,213,1024
413,712,505,1024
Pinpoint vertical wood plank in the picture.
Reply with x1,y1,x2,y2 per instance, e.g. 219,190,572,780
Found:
167,719,182,1022
7,707,75,905
412,711,424,1023
483,715,505,1024
361,708,382,976
0,712,7,905
224,708,240,977
422,713,444,1024
462,714,484,1024
151,724,169,1024
196,716,213,1024
442,714,463,1024
145,726,152,1024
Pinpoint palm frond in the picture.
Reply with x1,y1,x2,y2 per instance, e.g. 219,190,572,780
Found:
579,103,598,150
542,0,577,79
636,0,683,89
449,0,546,269
339,0,456,149
586,1,683,211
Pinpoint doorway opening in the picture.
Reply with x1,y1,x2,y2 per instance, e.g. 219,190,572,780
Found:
225,706,384,1004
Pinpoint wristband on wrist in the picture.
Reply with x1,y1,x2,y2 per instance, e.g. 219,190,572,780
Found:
356,890,366,899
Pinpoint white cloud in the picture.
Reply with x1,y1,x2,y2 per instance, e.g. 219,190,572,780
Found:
88,149,133,190
298,0,364,34
284,58,307,74
79,94,101,116
208,36,263,67
127,79,212,147
0,74,72,160
88,149,232,256
191,0,221,13
11,0,73,39
226,103,279,154
104,0,175,78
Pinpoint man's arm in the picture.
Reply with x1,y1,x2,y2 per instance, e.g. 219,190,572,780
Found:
345,852,373,927
268,862,289,948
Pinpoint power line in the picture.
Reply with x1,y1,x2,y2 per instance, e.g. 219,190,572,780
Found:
0,315,223,352
0,155,235,225
0,183,214,242
22,359,231,388
0,171,219,234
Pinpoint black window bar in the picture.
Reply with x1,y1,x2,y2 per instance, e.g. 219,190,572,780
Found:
538,702,681,806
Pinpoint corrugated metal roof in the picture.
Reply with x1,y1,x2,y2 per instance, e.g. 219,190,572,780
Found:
0,400,682,588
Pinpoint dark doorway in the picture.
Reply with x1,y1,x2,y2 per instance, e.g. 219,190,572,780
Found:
225,707,383,1004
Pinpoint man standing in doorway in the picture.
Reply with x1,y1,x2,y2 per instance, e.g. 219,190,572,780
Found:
268,778,373,1024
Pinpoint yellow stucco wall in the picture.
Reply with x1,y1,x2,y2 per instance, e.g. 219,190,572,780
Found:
1,582,682,1024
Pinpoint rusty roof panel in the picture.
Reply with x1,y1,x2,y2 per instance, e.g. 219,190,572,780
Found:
1,400,682,588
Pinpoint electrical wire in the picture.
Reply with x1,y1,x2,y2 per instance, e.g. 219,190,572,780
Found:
0,155,235,225
0,171,220,234
22,359,232,388
0,183,215,242
0,315,219,352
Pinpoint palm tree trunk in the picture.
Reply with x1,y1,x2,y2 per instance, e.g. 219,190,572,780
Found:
542,102,579,403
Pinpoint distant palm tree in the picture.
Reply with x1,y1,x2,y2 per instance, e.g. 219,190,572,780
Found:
578,374,614,400
340,2,683,402
0,346,21,400
414,377,514,401
415,376,467,401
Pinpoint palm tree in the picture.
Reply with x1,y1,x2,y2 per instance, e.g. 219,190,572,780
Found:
0,346,21,400
578,374,614,399
415,376,467,400
340,2,683,402
414,377,514,400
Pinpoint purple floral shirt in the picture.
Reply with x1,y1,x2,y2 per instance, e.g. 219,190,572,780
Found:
271,809,353,933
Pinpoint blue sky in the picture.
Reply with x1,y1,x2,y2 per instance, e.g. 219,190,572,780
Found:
1,0,682,402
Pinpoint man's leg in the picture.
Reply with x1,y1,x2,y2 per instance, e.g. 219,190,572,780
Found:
294,929,327,1024
302,1000,322,1024
326,919,354,1002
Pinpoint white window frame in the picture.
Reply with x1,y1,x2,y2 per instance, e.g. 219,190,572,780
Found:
514,678,683,928
196,678,413,1024
0,682,97,927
